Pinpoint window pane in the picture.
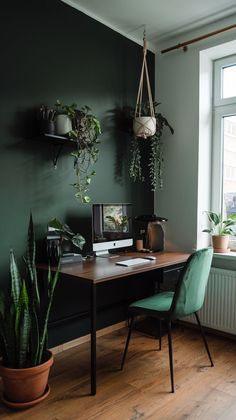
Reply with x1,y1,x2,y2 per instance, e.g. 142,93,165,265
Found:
223,115,236,234
223,65,236,98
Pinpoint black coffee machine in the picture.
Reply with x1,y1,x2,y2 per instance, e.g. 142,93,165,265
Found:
134,214,168,252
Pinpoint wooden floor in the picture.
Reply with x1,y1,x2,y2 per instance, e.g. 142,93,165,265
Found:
1,325,236,419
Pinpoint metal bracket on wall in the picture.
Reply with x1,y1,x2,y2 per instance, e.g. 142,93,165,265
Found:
51,142,64,168
43,133,77,168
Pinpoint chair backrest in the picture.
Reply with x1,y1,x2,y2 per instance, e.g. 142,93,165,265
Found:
170,248,213,319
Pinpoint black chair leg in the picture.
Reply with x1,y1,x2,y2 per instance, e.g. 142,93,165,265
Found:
120,315,134,370
167,320,174,393
158,319,162,351
194,312,214,367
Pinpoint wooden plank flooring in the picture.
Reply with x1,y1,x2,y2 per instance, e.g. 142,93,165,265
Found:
1,325,236,419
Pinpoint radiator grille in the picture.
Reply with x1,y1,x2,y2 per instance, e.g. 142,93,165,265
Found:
183,268,236,335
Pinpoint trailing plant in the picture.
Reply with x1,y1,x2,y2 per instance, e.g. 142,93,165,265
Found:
48,218,86,250
130,102,174,191
202,211,236,236
55,101,102,203
0,215,60,369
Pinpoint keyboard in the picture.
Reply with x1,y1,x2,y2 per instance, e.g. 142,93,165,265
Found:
116,258,152,267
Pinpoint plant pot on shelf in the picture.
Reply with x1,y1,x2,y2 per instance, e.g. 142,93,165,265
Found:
212,235,230,253
41,119,55,135
55,114,72,135
0,351,53,409
133,116,156,138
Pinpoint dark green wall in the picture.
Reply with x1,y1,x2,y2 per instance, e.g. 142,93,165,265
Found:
0,0,155,346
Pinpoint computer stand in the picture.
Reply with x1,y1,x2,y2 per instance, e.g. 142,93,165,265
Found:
95,251,120,258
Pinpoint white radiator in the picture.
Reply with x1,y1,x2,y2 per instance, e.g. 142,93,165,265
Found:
183,268,236,335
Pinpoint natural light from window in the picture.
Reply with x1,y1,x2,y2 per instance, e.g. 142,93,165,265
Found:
223,65,236,98
223,115,236,234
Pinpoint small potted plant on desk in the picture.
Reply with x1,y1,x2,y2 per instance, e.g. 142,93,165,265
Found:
203,211,236,253
0,215,60,409
47,218,86,263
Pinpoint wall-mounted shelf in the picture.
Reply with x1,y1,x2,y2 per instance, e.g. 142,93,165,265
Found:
37,133,77,167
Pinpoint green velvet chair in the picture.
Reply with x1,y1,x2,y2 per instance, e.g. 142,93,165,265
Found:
120,247,214,393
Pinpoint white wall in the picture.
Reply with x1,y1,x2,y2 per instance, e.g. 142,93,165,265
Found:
154,14,236,252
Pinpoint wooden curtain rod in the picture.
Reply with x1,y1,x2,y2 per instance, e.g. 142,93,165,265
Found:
161,23,236,54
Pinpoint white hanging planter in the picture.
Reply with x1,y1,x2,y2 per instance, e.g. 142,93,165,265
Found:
133,116,156,138
133,31,156,139
55,114,72,135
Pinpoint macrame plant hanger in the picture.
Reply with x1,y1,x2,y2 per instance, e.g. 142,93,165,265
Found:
133,30,156,139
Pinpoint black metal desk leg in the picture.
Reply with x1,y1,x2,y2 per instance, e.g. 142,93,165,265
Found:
91,283,97,395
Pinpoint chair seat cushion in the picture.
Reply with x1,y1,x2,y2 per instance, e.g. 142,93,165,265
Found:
130,291,174,313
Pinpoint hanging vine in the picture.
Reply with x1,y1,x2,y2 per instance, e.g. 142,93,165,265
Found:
129,136,144,182
70,106,101,203
129,102,174,191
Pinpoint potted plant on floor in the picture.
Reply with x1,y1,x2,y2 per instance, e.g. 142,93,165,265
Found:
0,215,60,408
203,211,236,252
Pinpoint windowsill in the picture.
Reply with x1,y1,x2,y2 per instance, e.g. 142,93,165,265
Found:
213,251,236,260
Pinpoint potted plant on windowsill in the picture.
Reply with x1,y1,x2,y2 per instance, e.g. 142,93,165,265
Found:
202,211,236,253
0,215,60,409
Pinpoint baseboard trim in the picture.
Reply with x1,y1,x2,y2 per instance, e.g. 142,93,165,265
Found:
179,320,236,341
50,320,128,355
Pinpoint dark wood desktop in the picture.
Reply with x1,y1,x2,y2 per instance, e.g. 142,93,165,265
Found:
39,251,190,395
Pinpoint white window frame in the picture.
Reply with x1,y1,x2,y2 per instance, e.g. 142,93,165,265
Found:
212,55,236,250
214,55,236,106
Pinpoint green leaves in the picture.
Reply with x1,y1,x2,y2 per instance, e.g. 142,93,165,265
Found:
10,249,21,310
203,211,236,236
0,215,60,368
71,233,86,250
48,218,86,250
129,137,144,183
129,102,174,191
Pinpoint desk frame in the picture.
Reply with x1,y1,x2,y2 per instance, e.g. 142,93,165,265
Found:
39,251,189,395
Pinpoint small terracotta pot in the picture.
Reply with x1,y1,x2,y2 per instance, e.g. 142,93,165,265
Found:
0,351,53,405
212,235,230,253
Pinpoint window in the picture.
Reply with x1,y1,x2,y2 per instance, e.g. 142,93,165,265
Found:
213,55,236,248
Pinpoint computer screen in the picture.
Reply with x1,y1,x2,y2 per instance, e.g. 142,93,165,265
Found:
92,203,133,256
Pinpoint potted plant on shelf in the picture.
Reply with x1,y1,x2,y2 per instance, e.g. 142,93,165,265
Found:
54,99,74,135
38,105,56,135
70,105,101,203
0,215,60,408
53,100,101,203
130,101,174,191
202,211,236,252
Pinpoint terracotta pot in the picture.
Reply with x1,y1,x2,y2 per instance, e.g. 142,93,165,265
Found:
0,350,53,406
212,235,230,253
133,116,156,138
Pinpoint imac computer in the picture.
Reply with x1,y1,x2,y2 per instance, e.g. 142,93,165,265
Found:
92,203,133,257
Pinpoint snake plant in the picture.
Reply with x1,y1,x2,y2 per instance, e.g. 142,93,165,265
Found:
0,215,60,368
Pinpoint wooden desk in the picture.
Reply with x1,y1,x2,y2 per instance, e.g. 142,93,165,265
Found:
39,251,190,395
